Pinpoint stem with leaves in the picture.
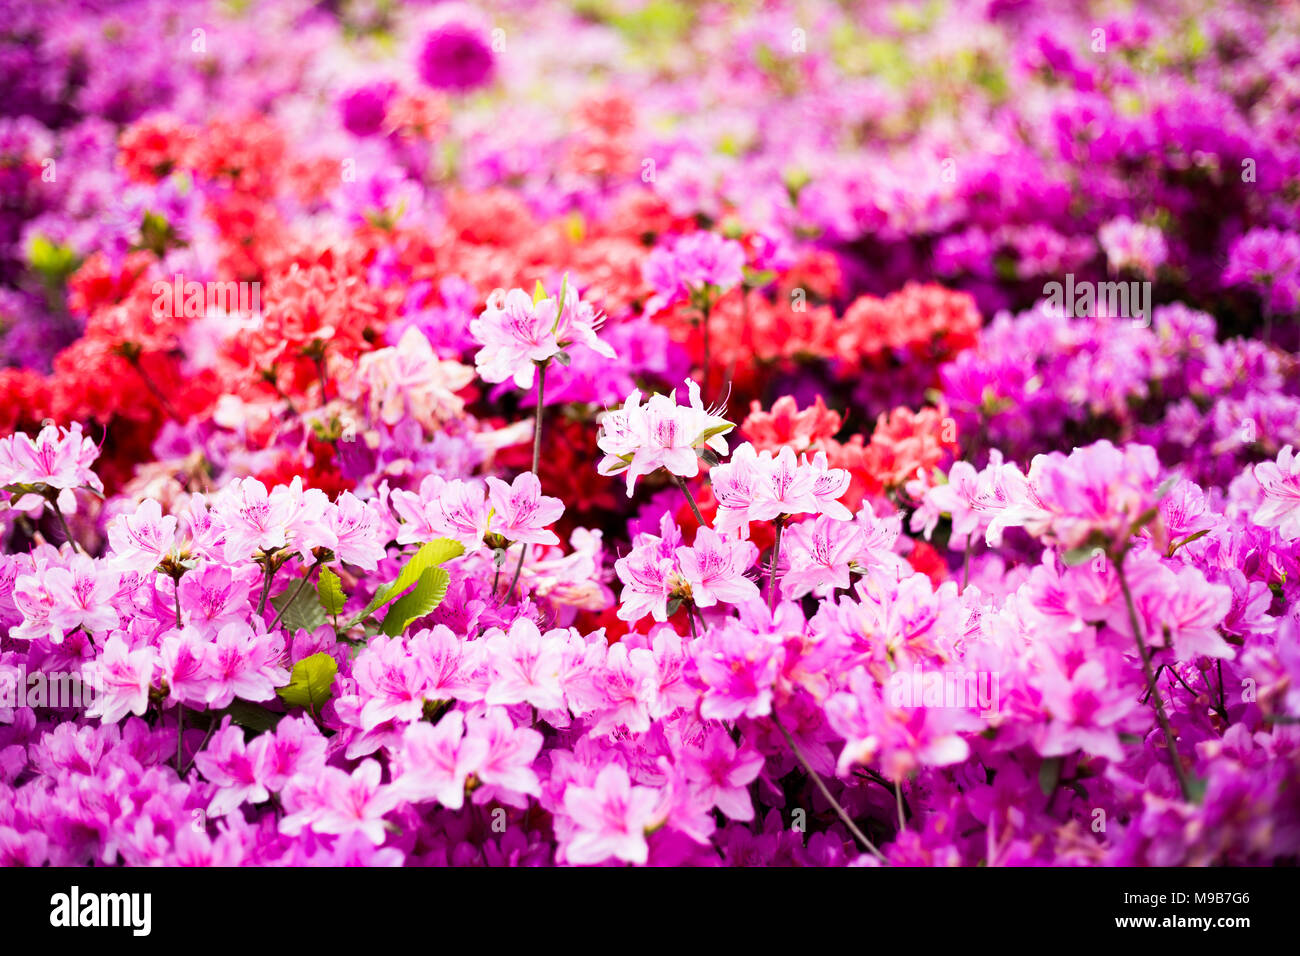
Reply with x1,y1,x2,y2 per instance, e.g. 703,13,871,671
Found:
268,561,320,631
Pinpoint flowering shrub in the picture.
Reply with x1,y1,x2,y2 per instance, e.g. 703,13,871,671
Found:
0,0,1298,869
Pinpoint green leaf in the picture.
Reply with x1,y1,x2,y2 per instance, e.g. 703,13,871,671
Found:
380,566,450,636
270,575,327,635
26,235,80,283
694,420,735,445
1061,546,1101,567
1167,528,1211,557
224,699,284,733
1038,756,1064,796
345,538,464,627
317,567,347,618
277,652,338,710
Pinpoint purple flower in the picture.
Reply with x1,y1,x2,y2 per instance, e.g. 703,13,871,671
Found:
338,82,395,138
416,22,496,93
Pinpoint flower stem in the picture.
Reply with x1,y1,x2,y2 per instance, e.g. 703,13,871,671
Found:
48,502,84,554
1114,553,1195,802
180,717,217,778
701,300,712,400
255,562,275,617
674,475,706,527
176,706,185,774
768,515,786,611
774,714,887,862
961,532,973,592
127,354,183,422
268,562,319,631
506,361,547,604
314,352,331,404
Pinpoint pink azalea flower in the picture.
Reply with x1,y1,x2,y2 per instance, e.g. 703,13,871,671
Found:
390,711,485,810
483,617,567,711
177,565,253,630
990,441,1164,551
0,421,103,514
751,446,818,520
202,622,289,709
613,539,677,624
84,635,159,725
466,706,543,808
1253,445,1300,540
486,472,564,546
826,669,978,780
693,621,784,721
912,460,982,541
281,760,401,846
470,288,560,388
597,379,733,496
470,280,614,389
106,498,179,573
675,526,759,608
250,715,328,793
159,625,212,707
682,727,765,822
355,634,434,730
194,720,268,816
1032,649,1141,763
1161,566,1236,660
391,475,491,549
589,642,657,736
41,554,119,641
780,515,866,599
562,763,662,865
327,491,391,572
410,625,486,703
710,442,764,538
217,476,337,563
427,477,492,550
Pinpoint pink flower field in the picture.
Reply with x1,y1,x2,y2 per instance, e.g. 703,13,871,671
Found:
0,0,1299,885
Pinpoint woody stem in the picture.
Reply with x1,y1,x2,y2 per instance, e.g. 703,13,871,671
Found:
674,475,706,527
768,515,786,611
774,713,887,862
1114,552,1195,802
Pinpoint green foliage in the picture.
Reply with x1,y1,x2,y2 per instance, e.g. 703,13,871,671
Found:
317,567,347,619
345,538,464,630
277,652,338,711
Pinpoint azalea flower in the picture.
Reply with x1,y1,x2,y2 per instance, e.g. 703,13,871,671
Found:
596,379,733,495
675,526,759,608
470,280,614,390
562,764,662,865
0,422,103,515
485,472,564,546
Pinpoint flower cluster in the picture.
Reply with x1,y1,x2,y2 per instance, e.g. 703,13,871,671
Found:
0,0,1298,872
